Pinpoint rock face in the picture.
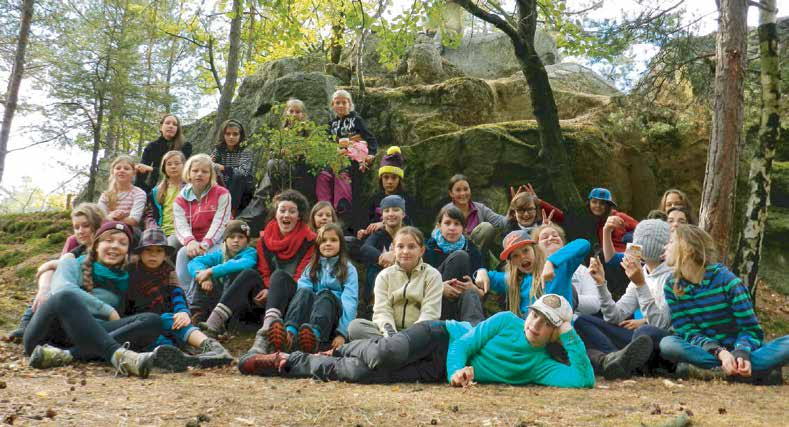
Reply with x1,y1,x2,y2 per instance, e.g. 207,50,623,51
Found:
443,31,560,79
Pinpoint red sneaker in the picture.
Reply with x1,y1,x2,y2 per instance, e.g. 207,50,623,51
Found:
238,352,287,376
266,319,286,352
298,324,320,354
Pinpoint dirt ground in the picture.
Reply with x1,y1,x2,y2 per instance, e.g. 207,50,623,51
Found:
1,241,788,426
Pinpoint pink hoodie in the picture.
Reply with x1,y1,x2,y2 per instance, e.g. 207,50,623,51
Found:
173,184,231,247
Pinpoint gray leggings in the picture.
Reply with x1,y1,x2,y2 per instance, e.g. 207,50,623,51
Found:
283,321,450,383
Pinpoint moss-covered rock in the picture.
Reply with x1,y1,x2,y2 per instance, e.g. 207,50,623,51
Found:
761,206,789,294
770,161,789,208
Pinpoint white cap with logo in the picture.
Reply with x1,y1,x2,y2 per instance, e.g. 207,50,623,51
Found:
528,294,572,327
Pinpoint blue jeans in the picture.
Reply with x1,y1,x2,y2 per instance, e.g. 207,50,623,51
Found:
659,335,789,372
574,313,668,354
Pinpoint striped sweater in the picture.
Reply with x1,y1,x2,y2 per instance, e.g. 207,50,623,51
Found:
664,263,763,356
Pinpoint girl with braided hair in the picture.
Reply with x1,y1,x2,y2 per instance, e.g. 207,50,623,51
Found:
23,222,162,378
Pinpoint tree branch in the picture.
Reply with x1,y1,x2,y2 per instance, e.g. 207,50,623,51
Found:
2,130,71,154
451,0,522,46
206,37,223,92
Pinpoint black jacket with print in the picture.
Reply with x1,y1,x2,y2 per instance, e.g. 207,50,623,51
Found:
328,111,379,155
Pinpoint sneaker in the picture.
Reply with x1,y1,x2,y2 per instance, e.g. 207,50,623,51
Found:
28,344,73,369
152,345,200,372
197,338,233,368
266,319,287,352
298,324,320,354
676,362,729,381
198,321,225,338
8,308,33,343
112,343,154,378
753,368,784,386
601,335,653,380
238,352,287,376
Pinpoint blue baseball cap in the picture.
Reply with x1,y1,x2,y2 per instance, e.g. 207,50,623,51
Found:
588,188,617,207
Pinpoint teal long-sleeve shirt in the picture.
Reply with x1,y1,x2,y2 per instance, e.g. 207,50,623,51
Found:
48,256,128,319
187,246,257,279
489,239,590,311
445,311,595,388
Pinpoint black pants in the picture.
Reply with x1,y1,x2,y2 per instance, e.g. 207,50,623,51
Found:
208,269,263,317
283,321,449,383
284,288,342,342
266,270,298,314
23,290,161,362
438,251,484,325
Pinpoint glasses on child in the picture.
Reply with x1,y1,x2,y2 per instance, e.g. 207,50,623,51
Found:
515,207,537,214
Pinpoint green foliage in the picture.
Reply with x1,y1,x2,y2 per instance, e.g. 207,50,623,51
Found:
247,104,349,186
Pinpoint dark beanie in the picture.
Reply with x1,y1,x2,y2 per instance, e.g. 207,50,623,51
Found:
380,195,406,211
379,146,404,178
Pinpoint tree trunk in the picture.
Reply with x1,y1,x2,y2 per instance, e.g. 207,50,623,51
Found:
513,0,584,215
209,0,243,142
733,0,780,296
0,0,35,184
86,100,104,201
698,0,748,261
451,0,584,216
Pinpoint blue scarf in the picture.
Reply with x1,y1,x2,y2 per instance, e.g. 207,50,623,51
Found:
431,228,466,254
78,255,129,293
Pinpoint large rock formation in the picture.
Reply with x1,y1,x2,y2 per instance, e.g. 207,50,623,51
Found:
443,31,560,79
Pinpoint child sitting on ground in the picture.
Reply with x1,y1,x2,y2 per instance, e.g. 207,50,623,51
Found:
98,155,148,228
357,146,416,239
124,228,233,371
271,223,358,353
309,201,338,233
188,220,258,331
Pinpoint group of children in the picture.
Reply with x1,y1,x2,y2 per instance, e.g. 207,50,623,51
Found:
6,89,787,388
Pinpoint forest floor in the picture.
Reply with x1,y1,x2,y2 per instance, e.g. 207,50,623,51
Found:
0,212,787,426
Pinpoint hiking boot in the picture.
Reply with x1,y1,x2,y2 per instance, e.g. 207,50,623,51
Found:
298,324,320,354
601,335,653,380
753,368,784,386
28,344,73,369
266,319,287,352
238,352,287,376
197,338,233,368
153,344,200,372
198,321,225,339
112,343,154,378
674,362,727,381
238,329,269,371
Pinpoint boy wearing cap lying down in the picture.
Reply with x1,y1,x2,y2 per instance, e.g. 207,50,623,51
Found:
239,294,595,389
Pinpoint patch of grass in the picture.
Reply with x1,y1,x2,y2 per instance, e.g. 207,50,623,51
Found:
0,249,26,268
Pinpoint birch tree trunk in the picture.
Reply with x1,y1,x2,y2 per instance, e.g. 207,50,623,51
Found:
698,0,748,261
0,0,35,184
733,0,780,295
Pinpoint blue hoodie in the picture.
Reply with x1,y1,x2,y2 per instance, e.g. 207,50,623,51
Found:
297,256,359,338
489,239,590,312
188,246,258,279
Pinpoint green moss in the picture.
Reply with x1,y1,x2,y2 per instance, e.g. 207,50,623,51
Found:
761,206,789,295
0,250,26,268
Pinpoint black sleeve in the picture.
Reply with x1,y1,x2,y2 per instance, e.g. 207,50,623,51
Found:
467,242,483,272
354,116,378,155
182,142,193,159
135,144,154,188
359,232,384,265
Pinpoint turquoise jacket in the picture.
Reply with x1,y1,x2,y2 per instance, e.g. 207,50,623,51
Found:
297,256,359,338
489,239,590,312
49,256,129,319
187,246,257,279
445,311,595,388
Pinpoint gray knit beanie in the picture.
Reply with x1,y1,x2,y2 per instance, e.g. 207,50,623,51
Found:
380,195,406,211
633,219,671,262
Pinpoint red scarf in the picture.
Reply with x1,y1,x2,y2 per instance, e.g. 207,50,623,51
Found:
261,219,316,259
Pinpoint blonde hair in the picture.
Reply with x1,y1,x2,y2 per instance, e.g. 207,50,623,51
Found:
103,155,137,211
159,114,186,149
72,203,105,244
309,201,337,232
394,226,424,247
331,90,354,112
182,154,216,187
284,99,308,121
670,225,717,296
531,223,567,244
155,150,186,205
504,242,546,317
